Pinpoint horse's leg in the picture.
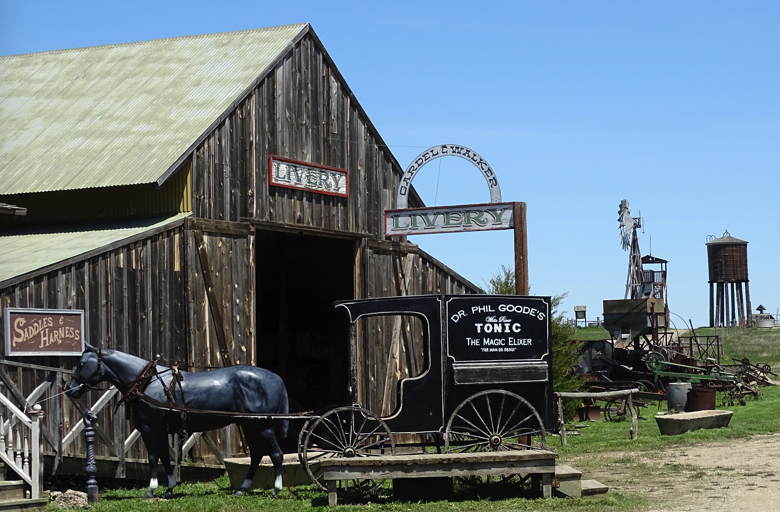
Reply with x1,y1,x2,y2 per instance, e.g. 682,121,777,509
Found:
259,426,284,497
235,426,262,496
158,434,177,499
140,428,160,499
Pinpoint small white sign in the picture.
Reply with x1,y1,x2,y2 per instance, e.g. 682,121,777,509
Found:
269,156,348,197
385,202,514,236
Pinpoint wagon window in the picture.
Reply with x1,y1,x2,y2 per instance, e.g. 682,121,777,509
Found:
358,314,427,417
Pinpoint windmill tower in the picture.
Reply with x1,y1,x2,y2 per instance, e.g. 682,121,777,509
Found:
618,200,643,300
604,200,670,347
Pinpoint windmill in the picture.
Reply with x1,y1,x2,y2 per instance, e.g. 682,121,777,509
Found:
618,200,643,300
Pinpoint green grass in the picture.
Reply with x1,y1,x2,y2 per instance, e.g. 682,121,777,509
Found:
681,326,780,370
558,385,780,458
58,478,643,512
572,326,611,341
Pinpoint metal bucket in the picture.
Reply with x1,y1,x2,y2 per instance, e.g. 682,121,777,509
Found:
686,386,716,411
666,382,692,411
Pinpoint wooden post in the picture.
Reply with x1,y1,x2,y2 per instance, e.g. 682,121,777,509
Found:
513,202,529,295
708,282,714,327
29,407,43,500
327,479,338,506
628,394,638,440
744,281,753,326
556,395,567,446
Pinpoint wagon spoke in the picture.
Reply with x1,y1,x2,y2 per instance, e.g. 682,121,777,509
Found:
353,436,390,452
307,431,344,452
469,400,492,435
453,413,489,438
332,410,350,447
306,449,342,461
449,428,490,441
496,394,506,433
354,421,383,445
486,394,496,433
500,412,536,437
320,415,347,448
497,399,524,434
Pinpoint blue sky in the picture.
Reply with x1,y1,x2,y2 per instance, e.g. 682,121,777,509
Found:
2,1,778,326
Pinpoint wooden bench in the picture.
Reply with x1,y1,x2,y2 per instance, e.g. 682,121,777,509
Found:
318,450,557,506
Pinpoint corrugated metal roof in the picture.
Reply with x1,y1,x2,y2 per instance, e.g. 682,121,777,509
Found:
0,213,190,283
0,23,307,195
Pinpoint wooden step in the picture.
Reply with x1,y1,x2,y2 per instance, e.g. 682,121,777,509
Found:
0,482,25,501
554,464,582,480
0,498,48,512
553,465,582,498
581,479,609,496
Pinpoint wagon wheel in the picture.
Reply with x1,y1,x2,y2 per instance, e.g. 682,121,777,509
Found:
445,390,546,452
642,351,666,371
603,399,627,422
298,405,395,495
444,390,545,490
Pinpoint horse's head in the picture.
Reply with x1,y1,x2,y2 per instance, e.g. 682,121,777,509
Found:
66,344,105,398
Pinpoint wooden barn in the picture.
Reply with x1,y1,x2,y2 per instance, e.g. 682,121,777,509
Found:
0,23,481,473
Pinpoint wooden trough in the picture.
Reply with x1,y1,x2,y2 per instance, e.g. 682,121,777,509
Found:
655,410,733,435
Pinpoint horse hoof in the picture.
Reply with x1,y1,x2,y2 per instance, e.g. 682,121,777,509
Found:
233,490,245,496
163,490,174,499
144,491,154,499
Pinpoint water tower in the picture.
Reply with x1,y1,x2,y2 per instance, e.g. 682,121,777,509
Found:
706,231,751,327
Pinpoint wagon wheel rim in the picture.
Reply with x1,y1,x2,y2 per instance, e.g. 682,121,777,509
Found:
299,405,394,492
444,390,546,453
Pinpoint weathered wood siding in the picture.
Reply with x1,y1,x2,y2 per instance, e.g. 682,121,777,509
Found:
357,241,481,415
0,224,187,460
191,34,416,234
0,220,255,462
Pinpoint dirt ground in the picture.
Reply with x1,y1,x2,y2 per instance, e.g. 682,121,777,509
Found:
568,433,780,511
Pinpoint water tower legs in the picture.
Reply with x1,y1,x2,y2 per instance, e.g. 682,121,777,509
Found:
709,281,752,327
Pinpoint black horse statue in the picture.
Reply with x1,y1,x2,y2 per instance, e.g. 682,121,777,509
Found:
66,344,288,498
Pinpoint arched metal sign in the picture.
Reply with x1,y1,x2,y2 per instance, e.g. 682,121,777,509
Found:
395,144,502,210
385,143,528,295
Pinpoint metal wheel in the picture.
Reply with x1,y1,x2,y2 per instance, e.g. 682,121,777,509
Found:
603,399,627,422
642,351,666,371
445,390,546,452
298,405,395,493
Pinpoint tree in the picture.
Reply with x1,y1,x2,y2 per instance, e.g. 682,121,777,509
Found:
486,265,582,419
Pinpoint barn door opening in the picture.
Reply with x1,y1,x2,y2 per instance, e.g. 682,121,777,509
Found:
255,230,354,419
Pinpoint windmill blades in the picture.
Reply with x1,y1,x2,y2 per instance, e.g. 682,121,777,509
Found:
617,200,634,250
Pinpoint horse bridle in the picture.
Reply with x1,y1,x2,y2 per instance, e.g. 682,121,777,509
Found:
74,351,108,391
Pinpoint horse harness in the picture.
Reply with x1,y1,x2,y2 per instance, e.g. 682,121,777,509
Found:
115,359,184,412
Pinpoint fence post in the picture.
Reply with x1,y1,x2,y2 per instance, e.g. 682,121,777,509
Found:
555,394,567,446
28,405,44,499
83,410,99,504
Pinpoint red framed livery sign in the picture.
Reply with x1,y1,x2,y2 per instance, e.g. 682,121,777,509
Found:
268,156,349,197
4,308,85,356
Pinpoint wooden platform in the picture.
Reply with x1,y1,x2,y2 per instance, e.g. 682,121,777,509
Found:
319,450,557,506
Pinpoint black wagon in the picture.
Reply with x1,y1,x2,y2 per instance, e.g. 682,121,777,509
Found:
296,294,554,490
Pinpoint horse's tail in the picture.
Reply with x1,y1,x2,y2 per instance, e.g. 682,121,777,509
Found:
277,388,289,440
